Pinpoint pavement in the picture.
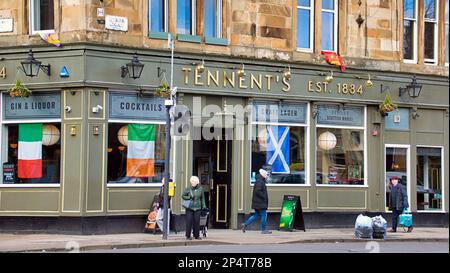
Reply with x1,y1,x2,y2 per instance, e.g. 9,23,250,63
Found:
0,228,448,253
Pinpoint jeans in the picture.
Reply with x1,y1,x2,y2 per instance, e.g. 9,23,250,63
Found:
391,209,403,231
244,209,268,231
185,209,201,238
156,208,170,233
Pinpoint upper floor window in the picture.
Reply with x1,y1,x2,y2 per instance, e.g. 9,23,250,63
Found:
445,0,449,65
204,0,222,38
403,0,418,62
29,0,54,34
177,0,196,35
321,0,338,52
424,0,438,64
149,0,168,33
297,0,314,51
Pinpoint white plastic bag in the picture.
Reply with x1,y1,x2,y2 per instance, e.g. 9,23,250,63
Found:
371,215,387,239
354,214,373,239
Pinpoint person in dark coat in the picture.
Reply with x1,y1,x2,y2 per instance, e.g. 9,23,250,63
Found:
182,176,206,240
241,169,272,234
156,178,172,233
389,177,412,232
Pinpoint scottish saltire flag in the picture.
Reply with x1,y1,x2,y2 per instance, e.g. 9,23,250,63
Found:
266,126,290,173
18,123,43,178
126,124,156,177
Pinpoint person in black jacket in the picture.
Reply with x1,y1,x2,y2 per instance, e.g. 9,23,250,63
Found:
389,177,412,232
241,169,272,234
156,178,172,233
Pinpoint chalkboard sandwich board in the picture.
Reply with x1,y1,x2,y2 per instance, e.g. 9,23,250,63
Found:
3,163,16,184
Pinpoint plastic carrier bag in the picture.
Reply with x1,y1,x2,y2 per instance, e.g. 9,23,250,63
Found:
399,209,413,228
354,214,373,239
371,215,387,239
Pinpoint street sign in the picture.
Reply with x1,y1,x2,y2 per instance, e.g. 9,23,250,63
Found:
279,195,306,232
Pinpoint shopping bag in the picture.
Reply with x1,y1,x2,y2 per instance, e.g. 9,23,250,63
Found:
399,209,413,228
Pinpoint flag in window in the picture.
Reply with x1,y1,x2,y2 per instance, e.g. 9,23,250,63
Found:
126,124,156,177
266,126,290,174
18,123,43,179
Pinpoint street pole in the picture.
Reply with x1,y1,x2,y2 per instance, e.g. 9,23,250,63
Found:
162,34,175,240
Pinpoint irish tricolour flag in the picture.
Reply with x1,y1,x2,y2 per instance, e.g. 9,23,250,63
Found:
18,124,43,179
126,124,156,177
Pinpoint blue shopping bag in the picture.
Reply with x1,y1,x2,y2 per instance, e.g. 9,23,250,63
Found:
399,209,413,228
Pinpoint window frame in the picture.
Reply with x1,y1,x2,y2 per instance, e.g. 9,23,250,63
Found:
176,0,197,35
297,0,314,52
416,145,445,213
106,119,167,188
204,0,223,38
315,105,367,188
249,102,311,187
403,0,419,64
321,0,339,53
148,0,169,34
424,0,439,65
29,0,55,35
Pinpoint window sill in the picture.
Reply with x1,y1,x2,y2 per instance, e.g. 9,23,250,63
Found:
250,184,311,187
0,183,60,188
316,184,368,188
107,183,163,188
149,31,169,40
176,34,202,43
30,29,55,36
296,48,313,53
403,59,418,64
204,37,229,46
416,210,446,213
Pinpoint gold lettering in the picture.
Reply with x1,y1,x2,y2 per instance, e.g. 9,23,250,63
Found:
250,74,262,90
316,82,322,92
207,70,219,87
239,76,248,89
308,81,314,92
182,68,191,85
195,68,204,86
223,71,235,88
322,82,329,93
282,77,291,92
265,75,273,91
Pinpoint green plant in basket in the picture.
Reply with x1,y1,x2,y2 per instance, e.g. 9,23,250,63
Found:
8,80,32,98
379,94,398,115
155,80,171,98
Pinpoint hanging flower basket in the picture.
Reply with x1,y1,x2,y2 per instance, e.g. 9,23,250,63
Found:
379,94,398,116
8,80,32,98
155,80,170,98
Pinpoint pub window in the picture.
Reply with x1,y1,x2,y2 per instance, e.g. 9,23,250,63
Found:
149,0,168,33
316,105,366,186
107,123,166,184
403,0,418,62
297,0,314,51
177,0,196,35
416,147,443,211
445,0,449,65
1,123,61,185
250,102,308,185
29,0,55,34
424,0,438,64
321,0,338,52
204,0,222,38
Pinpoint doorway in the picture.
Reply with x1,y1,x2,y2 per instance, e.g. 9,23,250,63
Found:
193,131,232,228
384,145,411,211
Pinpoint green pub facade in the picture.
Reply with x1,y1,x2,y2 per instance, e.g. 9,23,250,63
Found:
0,45,448,233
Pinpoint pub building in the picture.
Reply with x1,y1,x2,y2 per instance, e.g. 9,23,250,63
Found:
0,46,447,233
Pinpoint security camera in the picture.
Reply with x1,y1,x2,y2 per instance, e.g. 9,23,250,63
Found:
92,105,103,113
65,106,72,113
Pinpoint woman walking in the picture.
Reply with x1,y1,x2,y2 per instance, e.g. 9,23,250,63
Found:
182,176,206,240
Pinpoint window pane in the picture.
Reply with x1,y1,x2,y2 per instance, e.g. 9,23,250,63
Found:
446,0,449,21
403,20,415,60
385,147,408,209
404,0,416,19
297,0,310,7
150,0,165,32
417,147,442,211
297,9,310,48
424,0,436,19
107,124,166,184
424,22,435,60
251,126,306,185
3,123,61,184
177,0,192,35
316,128,364,185
33,0,54,31
204,0,217,37
322,0,334,10
322,12,334,51
446,24,449,63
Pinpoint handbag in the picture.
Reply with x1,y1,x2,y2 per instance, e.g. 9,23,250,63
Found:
399,209,413,228
182,189,193,209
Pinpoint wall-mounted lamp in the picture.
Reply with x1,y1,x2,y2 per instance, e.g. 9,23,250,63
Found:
20,49,51,77
121,52,144,79
365,74,373,88
237,64,245,77
325,71,333,83
399,75,422,98
283,66,291,80
196,59,205,73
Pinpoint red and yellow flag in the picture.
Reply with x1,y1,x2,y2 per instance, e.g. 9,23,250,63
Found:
321,51,345,72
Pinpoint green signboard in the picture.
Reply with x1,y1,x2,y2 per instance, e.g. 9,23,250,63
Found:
279,195,305,231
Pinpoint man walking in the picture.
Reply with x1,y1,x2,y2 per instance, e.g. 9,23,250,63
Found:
241,169,272,234
389,177,412,232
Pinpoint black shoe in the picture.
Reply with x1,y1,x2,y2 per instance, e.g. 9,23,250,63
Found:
195,237,202,240
389,229,397,233
407,227,414,233
186,237,192,240
241,223,246,233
